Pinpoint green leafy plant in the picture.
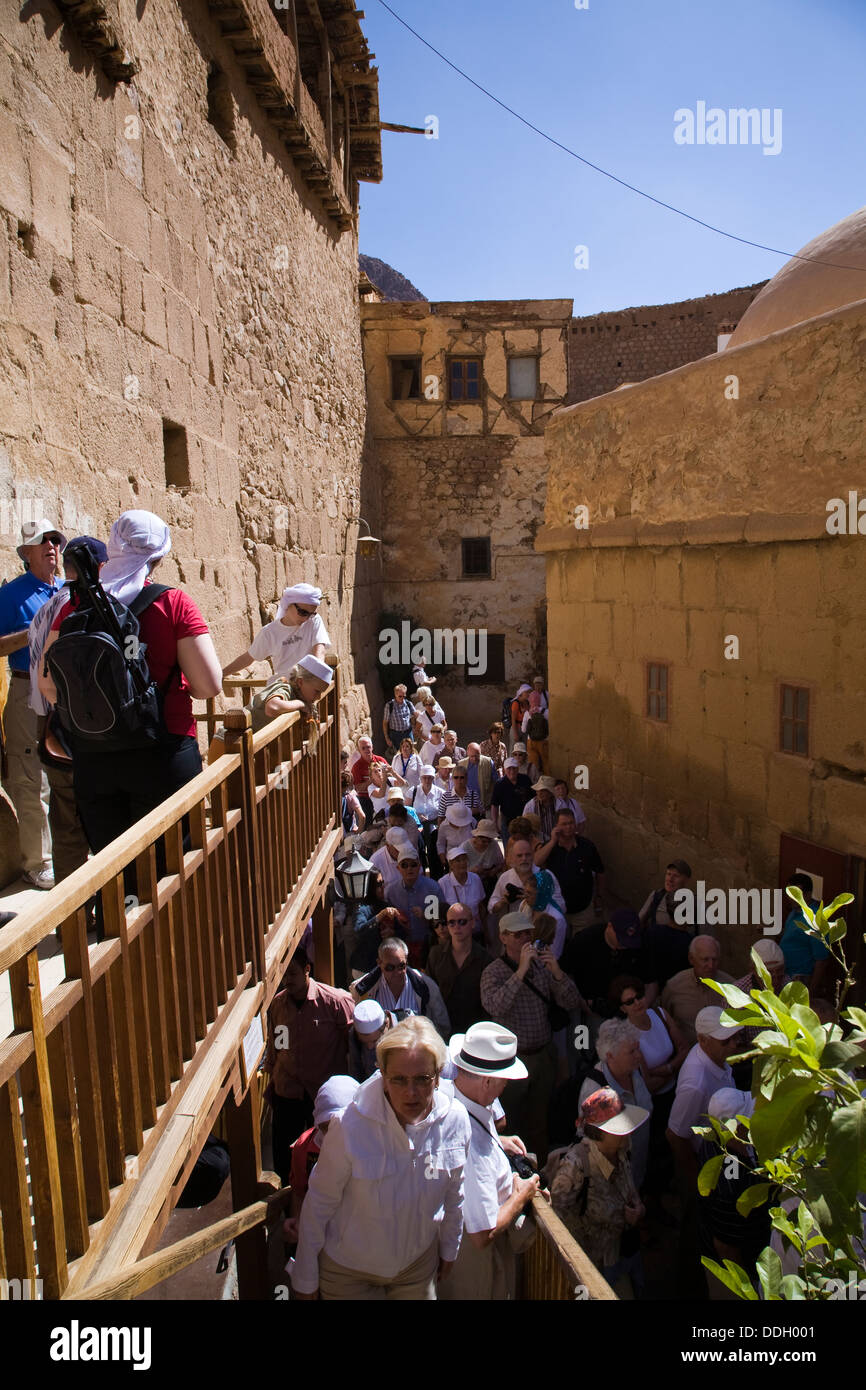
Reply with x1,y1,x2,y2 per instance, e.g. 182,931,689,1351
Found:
697,888,866,1300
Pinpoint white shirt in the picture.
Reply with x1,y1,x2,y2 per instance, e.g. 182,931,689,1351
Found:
420,739,446,766
248,612,329,677
290,1072,470,1291
412,784,444,821
635,1008,676,1092
391,751,423,787
451,1091,513,1232
416,704,446,739
668,1043,734,1151
370,845,403,897
439,870,487,926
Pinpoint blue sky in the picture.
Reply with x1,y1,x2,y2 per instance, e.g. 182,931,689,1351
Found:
357,0,866,312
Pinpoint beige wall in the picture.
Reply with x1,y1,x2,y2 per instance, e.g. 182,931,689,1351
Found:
0,0,381,755
540,299,866,959
362,298,570,734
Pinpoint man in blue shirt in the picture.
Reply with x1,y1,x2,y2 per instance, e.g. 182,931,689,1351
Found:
0,519,66,889
385,847,446,967
780,872,831,993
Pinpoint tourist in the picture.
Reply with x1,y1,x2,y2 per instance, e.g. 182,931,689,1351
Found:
457,742,497,814
549,1088,648,1297
562,908,658,1045
638,859,695,989
350,735,389,824
411,660,436,690
531,674,549,711
347,1000,393,1082
522,691,549,775
365,760,393,820
419,723,446,767
382,683,414,752
490,757,532,844
433,756,454,797
264,946,355,1184
612,974,688,1137
283,1076,359,1244
438,847,488,940
731,938,789,1087
696,1088,768,1300
488,836,566,929
1,518,66,889
370,828,413,897
443,729,466,762
780,872,831,991
523,775,557,845
460,818,505,896
507,683,532,750
553,777,586,831
249,653,331,733
534,807,606,930
439,1023,539,1301
480,912,582,1162
385,847,445,965
579,1019,653,1189
334,868,391,981
437,802,477,864
40,510,221,856
440,765,483,820
352,938,450,1039
661,937,734,1048
340,772,366,835
666,1007,741,1180
511,741,539,785
426,904,493,1035
479,722,507,775
222,581,328,680
410,764,444,875
385,790,422,847
414,688,446,740
290,1016,470,1300
348,895,408,980
28,534,107,886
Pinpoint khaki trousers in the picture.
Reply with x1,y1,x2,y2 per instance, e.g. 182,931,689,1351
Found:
318,1239,439,1301
438,1229,515,1301
3,679,51,875
36,718,90,884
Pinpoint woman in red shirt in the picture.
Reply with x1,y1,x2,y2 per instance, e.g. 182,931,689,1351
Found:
40,510,222,854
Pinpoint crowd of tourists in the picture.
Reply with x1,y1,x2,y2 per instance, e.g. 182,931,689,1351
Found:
0,518,836,1301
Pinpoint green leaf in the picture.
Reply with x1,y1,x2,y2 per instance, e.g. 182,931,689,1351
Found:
801,1171,851,1247
750,1074,820,1163
751,948,773,989
698,1153,724,1196
790,1003,825,1047
820,1041,866,1070
826,917,848,944
780,1273,807,1299
757,1246,784,1300
770,1209,803,1254
843,1006,866,1032
780,980,810,1009
702,978,753,1009
702,1257,759,1300
736,1182,771,1217
824,892,854,916
825,1101,866,1202
785,885,806,911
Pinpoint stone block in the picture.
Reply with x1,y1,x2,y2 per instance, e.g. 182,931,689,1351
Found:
142,273,167,350
680,549,717,610
703,670,747,742
120,251,144,335
583,601,612,656
766,754,812,836
653,552,682,606
0,220,10,317
9,244,55,341
190,380,222,440
771,544,819,621
73,214,122,318
106,169,149,263
165,287,194,365
74,137,107,223
83,304,124,394
0,108,31,222
817,775,866,854
148,212,170,279
17,77,71,162
725,740,768,815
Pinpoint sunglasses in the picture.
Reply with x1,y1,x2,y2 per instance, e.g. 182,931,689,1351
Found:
294,605,317,617
382,962,407,972
621,991,645,1006
44,534,63,546
449,917,471,925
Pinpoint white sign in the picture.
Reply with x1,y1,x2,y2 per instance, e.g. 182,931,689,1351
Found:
240,1012,266,1088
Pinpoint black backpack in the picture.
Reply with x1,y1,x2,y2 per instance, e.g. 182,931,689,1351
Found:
527,710,548,741
48,579,177,753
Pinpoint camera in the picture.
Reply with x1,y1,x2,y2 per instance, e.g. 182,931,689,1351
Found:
508,1151,543,1185
505,883,522,902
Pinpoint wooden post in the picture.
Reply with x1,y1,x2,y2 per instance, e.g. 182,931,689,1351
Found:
223,1082,270,1300
223,709,267,986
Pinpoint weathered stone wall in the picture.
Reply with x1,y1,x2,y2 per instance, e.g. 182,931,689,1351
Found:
540,299,866,962
568,283,766,404
362,298,570,735
0,0,381,763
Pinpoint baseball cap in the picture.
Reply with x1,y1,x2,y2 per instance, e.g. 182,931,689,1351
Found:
397,848,420,865
512,742,527,754
707,1087,755,1121
447,845,468,862
503,758,519,770
17,518,67,559
500,912,532,934
695,1006,740,1041
609,907,641,947
580,1087,649,1136
667,859,692,877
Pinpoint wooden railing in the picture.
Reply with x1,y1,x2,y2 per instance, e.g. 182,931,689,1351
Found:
196,676,268,745
0,673,342,1299
520,1197,618,1300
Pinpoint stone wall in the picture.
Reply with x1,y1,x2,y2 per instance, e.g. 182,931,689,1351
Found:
567,283,766,404
0,0,382,769
361,298,571,735
540,299,866,961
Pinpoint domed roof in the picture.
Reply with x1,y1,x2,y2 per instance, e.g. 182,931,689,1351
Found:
727,205,866,348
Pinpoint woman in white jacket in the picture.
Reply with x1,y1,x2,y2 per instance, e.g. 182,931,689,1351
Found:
290,1016,470,1300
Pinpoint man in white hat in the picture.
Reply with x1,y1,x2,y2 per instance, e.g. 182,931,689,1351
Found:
439,1022,540,1300
523,774,558,844
369,827,413,898
436,799,476,863
461,818,505,895
667,1006,741,1178
0,519,66,888
347,999,393,1082
222,582,329,681
439,845,487,940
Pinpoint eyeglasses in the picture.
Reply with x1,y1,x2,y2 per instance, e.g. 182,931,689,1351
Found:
621,992,645,1006
382,962,407,973
45,534,63,546
449,917,471,925
386,1074,435,1090
293,604,317,617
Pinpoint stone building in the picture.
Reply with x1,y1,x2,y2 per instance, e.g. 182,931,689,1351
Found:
539,206,866,968
0,0,384,776
360,296,571,729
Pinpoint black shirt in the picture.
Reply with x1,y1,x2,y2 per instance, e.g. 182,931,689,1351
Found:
562,922,656,1016
544,837,604,914
491,773,532,826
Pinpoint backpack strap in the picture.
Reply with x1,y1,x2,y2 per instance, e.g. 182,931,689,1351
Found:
128,582,174,617
408,968,430,1011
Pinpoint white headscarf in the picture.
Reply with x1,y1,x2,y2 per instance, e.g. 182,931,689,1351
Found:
276,583,323,621
100,510,172,605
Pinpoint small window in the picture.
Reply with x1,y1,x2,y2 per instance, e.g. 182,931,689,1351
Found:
163,420,190,490
646,662,669,722
507,356,538,400
207,64,236,152
780,684,809,756
390,357,422,400
461,537,491,579
465,634,506,685
449,357,482,401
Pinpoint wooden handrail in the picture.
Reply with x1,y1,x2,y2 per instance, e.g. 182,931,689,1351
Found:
522,1197,619,1301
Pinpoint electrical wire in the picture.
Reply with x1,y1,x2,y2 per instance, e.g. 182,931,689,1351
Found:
375,0,866,275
